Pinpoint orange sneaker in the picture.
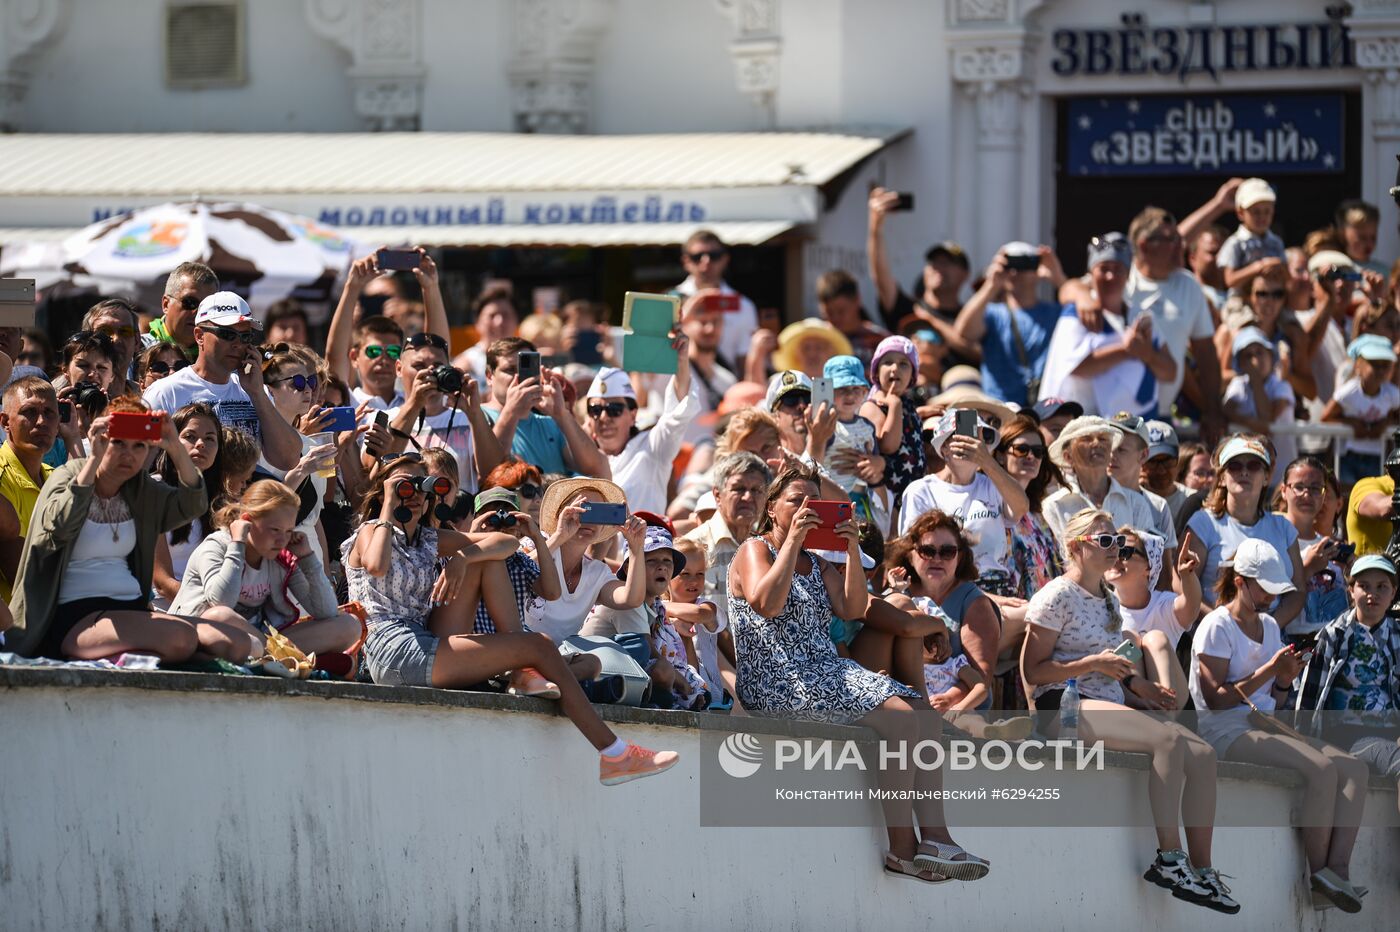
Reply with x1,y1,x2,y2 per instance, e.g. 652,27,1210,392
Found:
599,744,680,786
508,667,561,699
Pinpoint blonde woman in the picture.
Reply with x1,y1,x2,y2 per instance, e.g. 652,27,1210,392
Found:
1022,508,1237,914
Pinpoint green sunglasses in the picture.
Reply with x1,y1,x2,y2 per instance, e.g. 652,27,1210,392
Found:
363,344,402,360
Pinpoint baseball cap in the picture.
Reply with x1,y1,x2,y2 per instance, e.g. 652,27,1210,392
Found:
765,370,813,411
474,487,521,513
824,355,869,390
695,490,718,516
1307,250,1356,277
1144,420,1179,459
617,525,686,579
194,292,256,328
586,366,637,400
1235,178,1277,210
1108,412,1151,447
1087,232,1132,270
1032,398,1084,422
925,241,970,270
1230,538,1295,595
1347,333,1398,363
1218,435,1272,467
1349,554,1398,580
1231,326,1276,369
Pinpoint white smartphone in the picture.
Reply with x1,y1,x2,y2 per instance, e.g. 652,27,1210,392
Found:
811,377,834,413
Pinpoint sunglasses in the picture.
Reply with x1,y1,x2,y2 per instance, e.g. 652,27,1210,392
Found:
147,359,190,376
1252,289,1287,300
916,543,960,562
1287,482,1324,496
66,330,116,348
1225,457,1267,474
1116,545,1147,562
1006,443,1045,460
201,325,261,345
363,344,403,360
179,295,202,311
587,401,633,419
686,249,726,263
777,392,811,411
516,482,543,500
405,332,449,352
271,373,319,392
96,325,138,340
1073,533,1127,550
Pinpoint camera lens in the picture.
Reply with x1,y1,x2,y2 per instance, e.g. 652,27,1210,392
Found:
430,364,464,394
71,381,108,415
394,478,418,500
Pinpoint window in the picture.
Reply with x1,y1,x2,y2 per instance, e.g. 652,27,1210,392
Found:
164,1,245,89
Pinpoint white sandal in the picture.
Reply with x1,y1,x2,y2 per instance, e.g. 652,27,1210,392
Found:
883,852,949,884
913,841,991,881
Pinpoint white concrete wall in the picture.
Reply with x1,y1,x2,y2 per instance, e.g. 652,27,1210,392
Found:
2,677,1397,931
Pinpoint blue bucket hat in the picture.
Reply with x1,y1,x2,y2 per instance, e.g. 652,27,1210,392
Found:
823,355,869,390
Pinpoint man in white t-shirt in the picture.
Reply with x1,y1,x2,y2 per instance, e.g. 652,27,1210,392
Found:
1125,207,1221,440
672,230,757,375
385,332,504,494
142,292,302,471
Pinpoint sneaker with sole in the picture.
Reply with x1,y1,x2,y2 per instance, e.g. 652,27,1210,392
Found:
1143,849,1211,904
599,744,680,786
1195,867,1241,914
508,667,561,699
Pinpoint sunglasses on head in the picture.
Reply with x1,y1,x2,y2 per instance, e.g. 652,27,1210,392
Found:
587,401,633,419
66,329,116,348
363,344,402,360
378,450,424,465
201,325,261,345
916,543,960,562
1073,533,1127,550
1006,442,1045,460
516,482,542,500
777,391,811,411
404,332,449,352
1225,457,1267,474
271,373,319,392
686,248,726,263
1116,545,1147,562
147,359,190,376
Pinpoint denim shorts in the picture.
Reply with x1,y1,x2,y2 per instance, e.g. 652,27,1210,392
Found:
364,619,439,687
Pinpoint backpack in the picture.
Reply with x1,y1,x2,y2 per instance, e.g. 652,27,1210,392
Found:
560,634,651,706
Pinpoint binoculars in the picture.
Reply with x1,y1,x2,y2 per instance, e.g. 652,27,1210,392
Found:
394,475,452,500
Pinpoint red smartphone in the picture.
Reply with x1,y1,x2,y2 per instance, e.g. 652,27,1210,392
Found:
108,411,163,442
805,500,853,551
705,293,740,313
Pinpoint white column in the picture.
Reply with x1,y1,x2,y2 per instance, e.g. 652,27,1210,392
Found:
305,0,426,131
1350,5,1400,264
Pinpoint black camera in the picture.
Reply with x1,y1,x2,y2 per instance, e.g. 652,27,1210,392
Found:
429,364,464,394
1326,267,1363,283
486,506,518,530
70,381,108,415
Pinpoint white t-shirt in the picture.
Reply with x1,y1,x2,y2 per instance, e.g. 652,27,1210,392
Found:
385,404,478,493
899,472,1011,575
1185,510,1298,606
1125,267,1215,409
142,368,261,441
1189,605,1283,742
1295,311,1348,446
1025,576,1125,704
828,415,878,494
154,517,206,611
350,385,404,413
1120,589,1189,645
533,552,617,644
1038,309,1156,418
1332,376,1400,457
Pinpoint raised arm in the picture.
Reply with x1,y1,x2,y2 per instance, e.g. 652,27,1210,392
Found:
328,254,378,386
952,256,1007,355
1177,178,1242,246
411,249,451,344
866,187,902,315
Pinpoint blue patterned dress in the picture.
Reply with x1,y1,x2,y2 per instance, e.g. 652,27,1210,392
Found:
729,542,918,723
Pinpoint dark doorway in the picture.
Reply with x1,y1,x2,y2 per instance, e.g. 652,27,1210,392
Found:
1054,89,1363,277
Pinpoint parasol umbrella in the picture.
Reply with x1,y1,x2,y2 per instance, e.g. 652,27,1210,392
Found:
52,200,358,310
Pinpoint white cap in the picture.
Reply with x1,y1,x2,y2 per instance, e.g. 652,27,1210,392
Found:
1230,538,1295,595
194,292,255,328
1307,249,1356,276
1001,241,1038,257
695,490,718,514
1235,178,1276,210
585,366,636,400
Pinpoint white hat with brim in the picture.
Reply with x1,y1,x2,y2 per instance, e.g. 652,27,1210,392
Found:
1230,538,1296,595
929,385,1014,426
1048,415,1122,470
540,477,627,534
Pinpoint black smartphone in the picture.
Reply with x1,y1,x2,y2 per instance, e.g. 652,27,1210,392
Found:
376,248,420,271
1005,253,1040,272
517,350,541,383
366,410,390,456
892,192,915,211
579,501,628,525
1334,541,1356,563
58,401,72,424
954,409,977,437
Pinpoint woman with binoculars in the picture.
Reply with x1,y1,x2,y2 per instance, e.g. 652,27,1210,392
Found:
342,451,679,786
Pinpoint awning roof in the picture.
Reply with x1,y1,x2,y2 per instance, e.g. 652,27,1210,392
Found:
0,129,905,196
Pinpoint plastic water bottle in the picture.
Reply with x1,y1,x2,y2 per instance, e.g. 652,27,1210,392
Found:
1060,678,1080,742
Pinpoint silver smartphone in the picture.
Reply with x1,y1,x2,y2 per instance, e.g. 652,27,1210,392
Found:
811,377,833,413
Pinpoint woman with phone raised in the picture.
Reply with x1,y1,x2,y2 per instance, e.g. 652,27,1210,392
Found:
8,397,256,664
1022,507,1236,913
730,463,990,885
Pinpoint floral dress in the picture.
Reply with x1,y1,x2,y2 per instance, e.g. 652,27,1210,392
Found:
874,392,925,500
729,542,917,724
1011,512,1063,601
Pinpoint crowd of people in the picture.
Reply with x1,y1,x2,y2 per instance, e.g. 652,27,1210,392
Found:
2,175,1400,913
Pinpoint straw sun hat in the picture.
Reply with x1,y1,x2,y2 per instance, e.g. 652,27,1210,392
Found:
540,477,628,533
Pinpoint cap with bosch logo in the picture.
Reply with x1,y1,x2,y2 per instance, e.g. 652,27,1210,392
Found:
1144,420,1179,459
925,241,970,270
473,487,521,513
195,292,256,328
765,370,813,411
824,355,869,390
1235,178,1277,210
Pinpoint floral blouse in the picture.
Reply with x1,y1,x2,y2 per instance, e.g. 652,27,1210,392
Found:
1012,511,1062,601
